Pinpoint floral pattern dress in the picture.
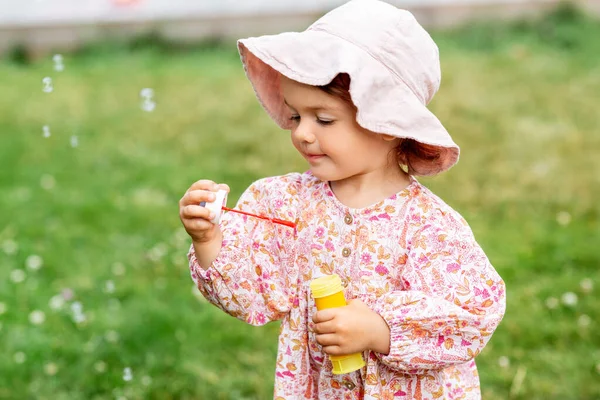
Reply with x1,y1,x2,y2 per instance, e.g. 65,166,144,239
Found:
189,172,506,400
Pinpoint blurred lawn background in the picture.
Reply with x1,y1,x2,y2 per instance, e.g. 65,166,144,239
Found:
1,4,599,399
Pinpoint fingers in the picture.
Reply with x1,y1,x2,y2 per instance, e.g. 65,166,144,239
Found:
180,204,214,221
312,309,335,324
313,320,336,335
180,189,217,208
188,179,220,192
315,333,338,347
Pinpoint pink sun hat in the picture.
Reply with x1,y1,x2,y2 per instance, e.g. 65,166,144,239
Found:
237,0,459,175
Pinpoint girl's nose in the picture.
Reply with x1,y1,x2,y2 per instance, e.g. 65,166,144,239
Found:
293,122,316,144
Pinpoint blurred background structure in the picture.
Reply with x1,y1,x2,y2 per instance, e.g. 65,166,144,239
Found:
1,0,599,399
1,0,600,58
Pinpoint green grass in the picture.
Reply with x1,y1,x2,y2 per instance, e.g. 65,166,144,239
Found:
1,5,599,399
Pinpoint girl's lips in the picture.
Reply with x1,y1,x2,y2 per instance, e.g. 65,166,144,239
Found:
306,154,325,162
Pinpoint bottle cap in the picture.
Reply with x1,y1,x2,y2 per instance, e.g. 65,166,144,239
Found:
330,353,366,375
310,274,343,299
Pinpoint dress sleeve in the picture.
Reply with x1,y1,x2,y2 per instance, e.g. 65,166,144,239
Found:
370,210,506,373
188,176,299,326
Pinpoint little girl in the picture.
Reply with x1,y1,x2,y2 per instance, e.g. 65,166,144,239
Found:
179,0,506,398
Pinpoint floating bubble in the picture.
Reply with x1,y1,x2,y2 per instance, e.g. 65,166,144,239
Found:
43,125,51,138
29,310,46,325
53,54,64,72
26,254,43,271
123,367,133,382
140,88,156,112
42,77,53,93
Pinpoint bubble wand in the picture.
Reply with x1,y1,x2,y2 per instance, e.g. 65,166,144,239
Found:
201,189,296,229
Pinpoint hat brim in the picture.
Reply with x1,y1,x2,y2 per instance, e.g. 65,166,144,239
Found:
238,30,459,175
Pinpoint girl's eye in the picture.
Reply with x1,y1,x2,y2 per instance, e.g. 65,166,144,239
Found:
289,115,334,126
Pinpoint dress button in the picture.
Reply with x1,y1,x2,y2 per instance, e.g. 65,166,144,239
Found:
344,213,353,224
343,381,356,390
342,248,351,257
341,278,348,287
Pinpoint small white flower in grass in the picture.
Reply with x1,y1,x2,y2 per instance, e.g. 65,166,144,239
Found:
49,295,65,311
73,313,86,324
40,174,55,190
94,360,106,373
29,310,45,325
0,302,6,315
580,278,593,294
578,314,591,328
42,125,51,138
556,211,571,226
44,362,58,376
14,352,26,364
148,243,168,262
71,302,82,314
70,135,79,148
141,375,152,386
26,255,43,271
498,356,510,369
561,292,578,307
123,367,133,381
2,239,18,255
112,262,126,276
10,269,26,283
61,288,74,301
104,280,115,293
545,297,559,309
105,330,120,343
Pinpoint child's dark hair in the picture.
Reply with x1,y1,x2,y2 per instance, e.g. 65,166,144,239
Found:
318,73,443,176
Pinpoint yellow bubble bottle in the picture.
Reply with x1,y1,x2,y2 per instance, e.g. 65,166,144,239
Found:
309,274,366,374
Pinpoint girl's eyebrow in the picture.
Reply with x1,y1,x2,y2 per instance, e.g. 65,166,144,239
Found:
283,98,339,112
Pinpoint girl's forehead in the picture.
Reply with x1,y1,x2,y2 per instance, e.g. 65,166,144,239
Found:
280,77,345,112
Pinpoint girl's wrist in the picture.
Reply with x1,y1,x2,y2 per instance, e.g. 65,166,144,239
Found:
368,313,391,355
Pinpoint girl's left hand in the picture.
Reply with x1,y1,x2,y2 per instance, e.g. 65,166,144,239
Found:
312,299,391,356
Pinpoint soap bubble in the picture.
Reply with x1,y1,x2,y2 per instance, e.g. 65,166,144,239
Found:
53,54,64,72
140,88,156,112
42,77,53,93
123,367,133,381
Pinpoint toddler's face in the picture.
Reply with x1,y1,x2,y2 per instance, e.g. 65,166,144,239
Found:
280,76,398,183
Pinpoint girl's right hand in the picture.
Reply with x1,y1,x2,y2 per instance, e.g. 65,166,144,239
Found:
179,180,230,244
